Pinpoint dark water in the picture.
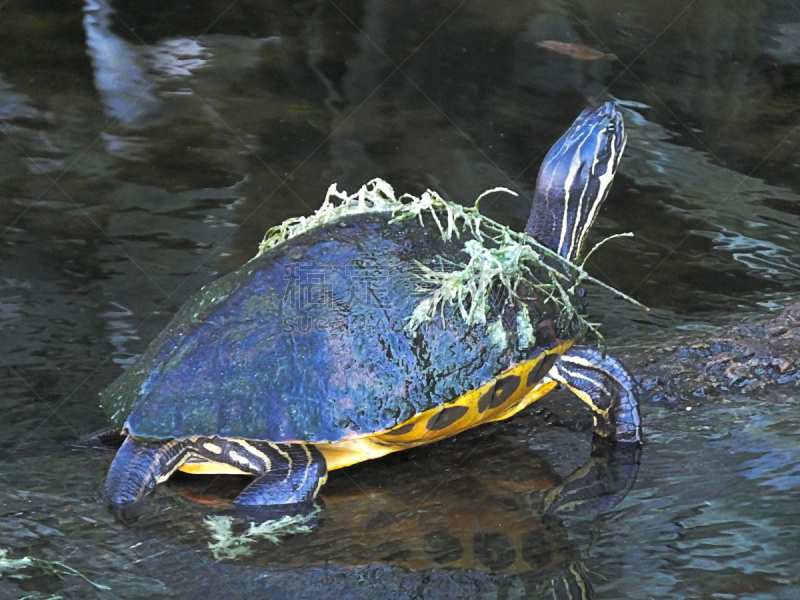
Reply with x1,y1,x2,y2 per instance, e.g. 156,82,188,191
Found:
1,0,800,598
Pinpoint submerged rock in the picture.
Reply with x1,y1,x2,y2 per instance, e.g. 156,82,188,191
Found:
626,302,800,403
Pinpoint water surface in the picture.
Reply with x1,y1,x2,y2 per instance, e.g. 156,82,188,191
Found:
2,0,800,598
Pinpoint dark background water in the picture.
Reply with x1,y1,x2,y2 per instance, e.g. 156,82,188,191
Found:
2,0,800,598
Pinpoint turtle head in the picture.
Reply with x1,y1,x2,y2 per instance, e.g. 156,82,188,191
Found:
525,101,626,263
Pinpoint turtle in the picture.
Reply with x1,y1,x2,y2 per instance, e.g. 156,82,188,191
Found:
102,101,642,511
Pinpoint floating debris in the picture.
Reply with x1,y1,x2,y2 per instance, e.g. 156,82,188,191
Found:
536,40,617,61
205,510,319,560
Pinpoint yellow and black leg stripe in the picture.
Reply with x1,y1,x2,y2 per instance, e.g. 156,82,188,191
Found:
232,442,327,506
106,437,328,507
547,346,642,444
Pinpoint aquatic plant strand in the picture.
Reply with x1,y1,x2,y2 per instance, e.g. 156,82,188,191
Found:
0,547,110,591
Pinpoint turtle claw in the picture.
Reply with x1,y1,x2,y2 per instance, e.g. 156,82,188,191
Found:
109,500,148,525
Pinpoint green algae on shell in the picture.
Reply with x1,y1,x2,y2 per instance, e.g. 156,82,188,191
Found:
258,178,643,339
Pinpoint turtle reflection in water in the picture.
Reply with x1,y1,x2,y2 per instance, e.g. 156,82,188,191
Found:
101,102,642,513
181,431,640,599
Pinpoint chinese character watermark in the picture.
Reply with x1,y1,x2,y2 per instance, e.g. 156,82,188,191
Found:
282,261,331,309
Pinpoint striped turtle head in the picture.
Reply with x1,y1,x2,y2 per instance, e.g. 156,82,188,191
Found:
525,102,626,262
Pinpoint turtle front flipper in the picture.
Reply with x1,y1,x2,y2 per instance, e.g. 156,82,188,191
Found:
233,444,327,506
548,346,642,444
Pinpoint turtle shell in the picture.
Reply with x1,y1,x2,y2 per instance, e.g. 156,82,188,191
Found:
101,211,577,448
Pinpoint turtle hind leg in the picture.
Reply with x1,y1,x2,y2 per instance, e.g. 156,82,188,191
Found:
233,443,327,506
549,346,642,444
106,436,190,507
